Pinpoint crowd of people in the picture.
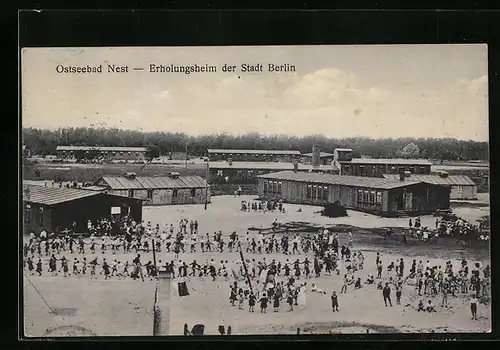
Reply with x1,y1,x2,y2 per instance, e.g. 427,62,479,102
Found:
24,214,490,321
240,199,286,214
407,215,490,243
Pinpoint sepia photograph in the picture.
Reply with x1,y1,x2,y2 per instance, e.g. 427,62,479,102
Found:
21,45,490,336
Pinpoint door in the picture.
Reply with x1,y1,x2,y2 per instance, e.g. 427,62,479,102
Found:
404,191,413,211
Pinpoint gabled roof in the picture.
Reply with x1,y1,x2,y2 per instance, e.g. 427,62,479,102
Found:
302,152,335,158
22,183,101,206
97,175,206,190
339,158,433,166
382,174,476,186
257,171,428,190
208,161,339,171
56,146,147,152
207,149,301,155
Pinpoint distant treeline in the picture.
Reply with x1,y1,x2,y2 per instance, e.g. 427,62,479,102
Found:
22,127,489,161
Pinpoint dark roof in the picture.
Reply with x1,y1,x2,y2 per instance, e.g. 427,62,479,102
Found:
339,158,432,166
382,174,476,186
56,146,147,152
207,149,301,155
257,171,426,190
302,152,335,158
23,183,101,206
209,161,339,171
98,175,206,190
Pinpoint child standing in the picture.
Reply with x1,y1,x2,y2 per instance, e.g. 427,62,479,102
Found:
470,295,478,320
248,293,256,312
273,292,280,312
259,293,269,313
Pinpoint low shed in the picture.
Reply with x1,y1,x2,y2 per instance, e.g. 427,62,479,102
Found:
94,173,211,206
22,183,142,235
257,170,450,217
382,173,477,200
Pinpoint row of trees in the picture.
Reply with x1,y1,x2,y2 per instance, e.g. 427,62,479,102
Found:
22,127,489,161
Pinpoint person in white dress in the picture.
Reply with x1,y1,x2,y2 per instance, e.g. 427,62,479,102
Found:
297,283,307,308
260,266,268,284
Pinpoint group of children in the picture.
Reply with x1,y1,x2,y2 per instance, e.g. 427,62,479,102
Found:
24,213,489,322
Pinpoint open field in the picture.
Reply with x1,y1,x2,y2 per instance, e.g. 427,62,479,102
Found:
23,196,490,336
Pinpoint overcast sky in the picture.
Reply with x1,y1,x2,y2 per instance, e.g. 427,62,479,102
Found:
21,45,488,141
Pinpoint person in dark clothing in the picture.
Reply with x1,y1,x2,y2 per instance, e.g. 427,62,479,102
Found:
102,260,111,280
399,258,405,277
248,293,256,312
36,258,43,276
230,283,238,306
331,291,339,312
273,293,280,312
383,283,393,307
209,264,217,281
259,294,269,313
410,259,417,274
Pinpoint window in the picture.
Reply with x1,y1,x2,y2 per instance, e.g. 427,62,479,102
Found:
38,207,44,225
24,204,31,224
363,190,369,202
357,189,363,202
318,186,323,199
191,188,196,197
376,192,382,204
312,185,317,199
263,180,268,193
277,181,282,193
370,191,376,204
128,190,134,198
323,186,329,200
147,190,153,199
307,185,312,198
457,186,463,195
172,189,178,198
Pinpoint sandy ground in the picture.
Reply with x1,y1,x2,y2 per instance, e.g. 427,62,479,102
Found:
23,195,491,337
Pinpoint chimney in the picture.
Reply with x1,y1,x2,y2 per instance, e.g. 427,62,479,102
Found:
405,171,411,178
293,161,298,173
312,145,321,167
228,157,233,166
399,168,405,181
439,171,449,178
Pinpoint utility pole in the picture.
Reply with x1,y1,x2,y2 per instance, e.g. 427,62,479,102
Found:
238,242,253,295
185,142,188,170
152,238,159,336
204,157,209,210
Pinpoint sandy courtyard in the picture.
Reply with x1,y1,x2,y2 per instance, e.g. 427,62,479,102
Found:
23,195,491,336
